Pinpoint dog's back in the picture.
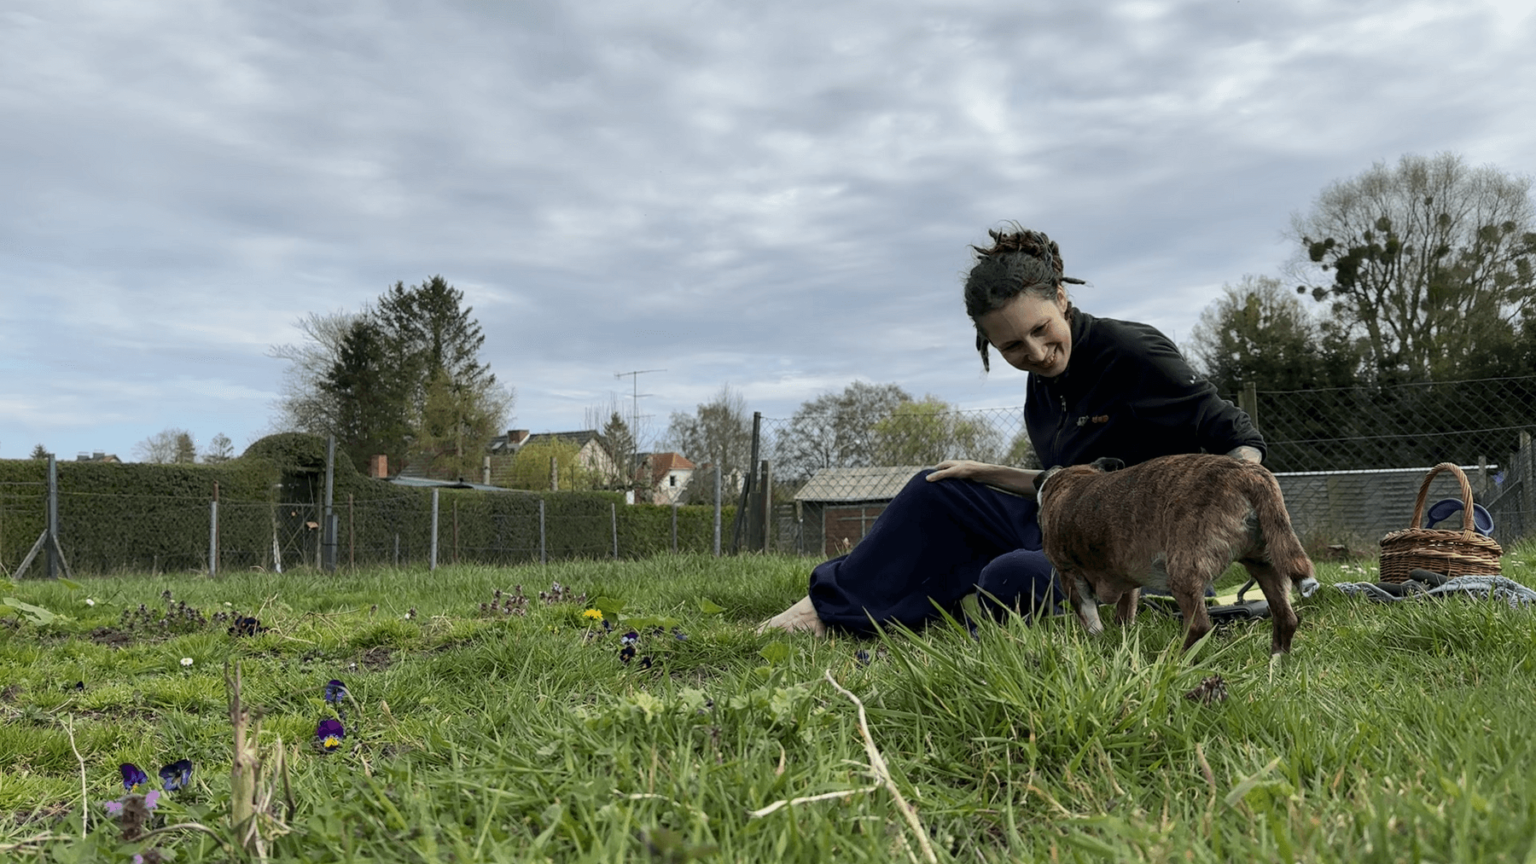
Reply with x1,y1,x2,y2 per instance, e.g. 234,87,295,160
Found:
1039,453,1312,653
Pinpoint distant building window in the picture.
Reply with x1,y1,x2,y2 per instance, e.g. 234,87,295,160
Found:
669,475,677,486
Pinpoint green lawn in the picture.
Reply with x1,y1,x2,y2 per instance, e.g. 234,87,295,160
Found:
3,549,1536,862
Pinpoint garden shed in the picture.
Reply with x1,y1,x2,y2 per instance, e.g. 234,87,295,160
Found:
793,466,925,556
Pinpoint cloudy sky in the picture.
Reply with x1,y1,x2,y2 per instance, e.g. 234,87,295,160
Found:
3,0,1534,461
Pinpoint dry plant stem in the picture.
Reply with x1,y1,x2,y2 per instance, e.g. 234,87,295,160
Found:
823,670,938,864
0,832,68,852
63,714,87,841
139,822,232,850
226,661,263,857
748,785,884,818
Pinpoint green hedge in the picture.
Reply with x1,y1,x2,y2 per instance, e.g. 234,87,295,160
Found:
1,435,742,575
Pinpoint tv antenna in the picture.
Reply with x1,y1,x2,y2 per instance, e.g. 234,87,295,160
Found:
614,368,665,452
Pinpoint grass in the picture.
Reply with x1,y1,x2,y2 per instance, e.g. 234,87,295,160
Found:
3,548,1536,862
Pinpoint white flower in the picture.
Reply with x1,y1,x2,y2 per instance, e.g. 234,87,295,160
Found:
180,657,194,667
85,598,96,607
224,602,233,607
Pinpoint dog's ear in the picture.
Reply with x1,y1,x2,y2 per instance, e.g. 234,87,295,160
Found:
1035,466,1063,498
1089,457,1125,473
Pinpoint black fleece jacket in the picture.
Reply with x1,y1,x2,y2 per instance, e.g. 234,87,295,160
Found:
1024,308,1265,469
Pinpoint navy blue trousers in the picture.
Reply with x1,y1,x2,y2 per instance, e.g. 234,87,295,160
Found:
807,470,1064,634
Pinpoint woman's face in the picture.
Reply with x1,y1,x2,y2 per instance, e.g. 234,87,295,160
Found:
976,288,1072,377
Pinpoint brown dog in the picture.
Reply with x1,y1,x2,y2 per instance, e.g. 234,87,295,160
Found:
1036,454,1314,654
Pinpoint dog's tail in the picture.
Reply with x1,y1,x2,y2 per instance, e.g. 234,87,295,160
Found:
1250,471,1315,586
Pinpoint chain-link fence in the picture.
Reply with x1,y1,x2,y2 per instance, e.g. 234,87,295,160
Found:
1,467,734,578
739,376,1536,558
5,375,1533,578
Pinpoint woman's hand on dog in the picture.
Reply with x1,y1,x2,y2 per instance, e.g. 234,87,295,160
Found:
929,461,1043,497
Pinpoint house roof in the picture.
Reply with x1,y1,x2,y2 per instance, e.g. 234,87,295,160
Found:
793,466,927,503
387,476,513,492
645,451,695,486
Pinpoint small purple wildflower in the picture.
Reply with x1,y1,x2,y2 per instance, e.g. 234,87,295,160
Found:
324,679,348,704
672,628,687,641
143,789,161,810
855,650,871,667
639,655,653,670
619,644,636,663
158,759,192,792
316,718,345,753
104,799,124,815
621,630,639,647
120,763,149,791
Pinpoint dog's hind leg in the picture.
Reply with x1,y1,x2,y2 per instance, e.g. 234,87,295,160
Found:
1114,588,1139,626
1059,569,1105,636
1243,559,1300,654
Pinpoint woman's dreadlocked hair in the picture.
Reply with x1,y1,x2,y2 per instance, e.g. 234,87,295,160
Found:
963,224,1083,371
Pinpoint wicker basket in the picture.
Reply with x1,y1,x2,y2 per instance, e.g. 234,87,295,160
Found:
1378,463,1502,583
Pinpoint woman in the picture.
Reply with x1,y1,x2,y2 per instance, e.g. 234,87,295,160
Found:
761,226,1265,636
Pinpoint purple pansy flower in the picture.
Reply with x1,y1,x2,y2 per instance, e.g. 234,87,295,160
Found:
159,759,192,792
324,679,348,704
120,763,149,791
621,630,639,647
619,644,636,663
316,718,345,753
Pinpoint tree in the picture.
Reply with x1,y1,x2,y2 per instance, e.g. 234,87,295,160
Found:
601,412,638,489
29,444,49,460
268,310,364,435
203,433,235,464
135,428,196,464
501,437,597,491
1003,430,1041,470
665,385,753,477
772,381,913,480
320,318,413,472
413,369,511,481
376,276,511,473
870,396,1000,466
269,277,513,475
1187,275,1362,396
1290,153,1536,380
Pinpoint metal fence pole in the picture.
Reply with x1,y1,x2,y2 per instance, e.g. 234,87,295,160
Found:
208,498,218,577
1522,431,1535,540
761,458,772,554
712,464,722,557
611,502,618,559
394,533,400,568
538,498,546,565
348,493,354,568
671,502,678,553
323,435,336,573
212,481,220,575
729,412,762,554
429,488,439,572
46,454,58,580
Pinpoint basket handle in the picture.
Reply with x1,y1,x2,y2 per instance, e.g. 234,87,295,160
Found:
1408,462,1478,535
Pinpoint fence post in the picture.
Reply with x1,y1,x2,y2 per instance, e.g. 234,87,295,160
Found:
209,486,218,578
671,502,678,553
212,481,220,576
1522,432,1534,541
453,498,460,565
538,498,546,565
323,436,336,573
550,456,559,491
713,464,722,557
1240,381,1259,432
430,488,439,572
46,454,58,580
730,412,762,554
761,459,772,554
348,493,354,569
394,533,400,568
611,502,618,559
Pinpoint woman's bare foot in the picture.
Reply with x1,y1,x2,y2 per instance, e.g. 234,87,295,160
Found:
756,595,828,637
